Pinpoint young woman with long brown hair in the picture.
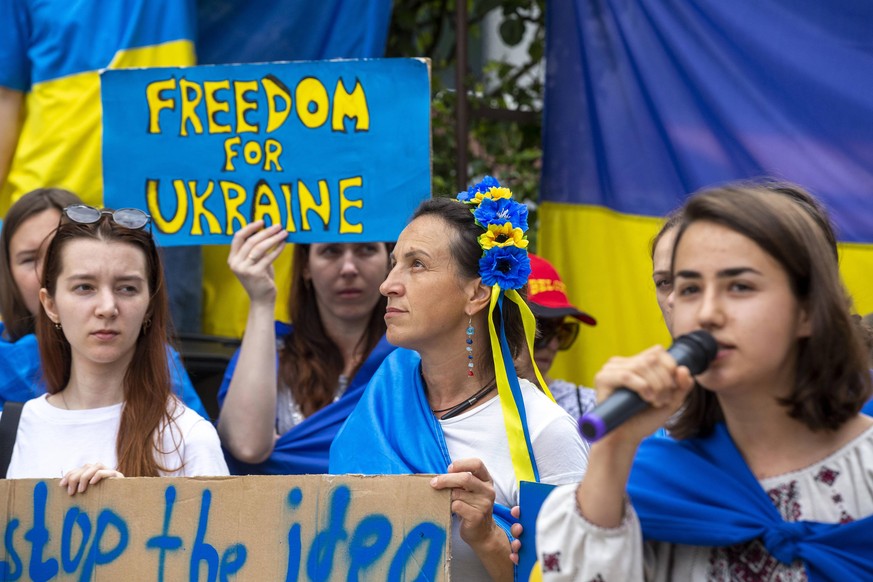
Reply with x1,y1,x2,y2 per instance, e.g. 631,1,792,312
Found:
2,205,227,489
0,188,207,416
216,221,395,474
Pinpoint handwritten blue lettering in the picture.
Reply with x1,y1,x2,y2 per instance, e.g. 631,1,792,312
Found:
24,482,58,581
146,485,183,582
61,508,91,573
285,488,303,582
387,522,446,582
81,510,128,580
306,486,350,582
189,489,248,581
0,518,21,580
347,514,392,580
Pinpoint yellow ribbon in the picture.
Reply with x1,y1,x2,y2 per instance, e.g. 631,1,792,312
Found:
488,287,554,485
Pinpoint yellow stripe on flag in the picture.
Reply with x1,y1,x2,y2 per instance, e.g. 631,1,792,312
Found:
540,201,873,388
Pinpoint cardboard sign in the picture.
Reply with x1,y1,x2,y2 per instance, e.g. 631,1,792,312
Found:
101,59,431,246
0,475,450,581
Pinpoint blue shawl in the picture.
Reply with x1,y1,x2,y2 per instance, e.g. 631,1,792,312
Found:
217,322,396,475
329,348,516,532
628,422,873,580
0,323,208,418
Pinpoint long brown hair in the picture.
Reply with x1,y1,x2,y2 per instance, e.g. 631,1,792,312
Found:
668,185,871,438
0,188,81,340
37,213,176,477
279,243,389,417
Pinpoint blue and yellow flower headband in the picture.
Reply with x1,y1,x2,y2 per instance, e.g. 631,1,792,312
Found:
457,177,553,486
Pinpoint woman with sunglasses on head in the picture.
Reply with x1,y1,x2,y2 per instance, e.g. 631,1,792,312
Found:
536,183,873,580
330,179,589,581
526,254,598,419
216,221,394,474
0,190,208,417
1,205,228,487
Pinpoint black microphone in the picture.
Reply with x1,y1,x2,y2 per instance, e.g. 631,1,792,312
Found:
578,330,718,442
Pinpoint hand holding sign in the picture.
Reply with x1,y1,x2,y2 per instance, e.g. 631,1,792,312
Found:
228,221,287,303
60,463,124,496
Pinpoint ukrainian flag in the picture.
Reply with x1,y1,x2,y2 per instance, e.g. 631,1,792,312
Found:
541,0,873,386
0,0,196,213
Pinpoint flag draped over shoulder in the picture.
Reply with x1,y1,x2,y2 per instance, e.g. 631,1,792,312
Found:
217,323,396,475
628,424,873,580
540,0,873,384
329,348,516,535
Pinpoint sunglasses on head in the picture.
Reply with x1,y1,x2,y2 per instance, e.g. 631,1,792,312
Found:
534,318,580,351
63,204,151,232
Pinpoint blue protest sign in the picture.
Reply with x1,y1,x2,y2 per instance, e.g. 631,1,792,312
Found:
101,58,430,246
518,481,557,581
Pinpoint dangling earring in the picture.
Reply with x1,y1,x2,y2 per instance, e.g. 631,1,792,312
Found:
142,318,152,333
466,316,475,377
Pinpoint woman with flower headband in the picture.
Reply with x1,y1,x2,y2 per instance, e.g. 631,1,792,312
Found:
0,205,228,486
0,188,208,416
330,178,589,581
536,184,873,580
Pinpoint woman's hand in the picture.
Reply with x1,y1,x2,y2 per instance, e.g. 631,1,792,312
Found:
593,344,695,445
227,221,287,302
431,458,499,547
509,505,522,565
431,458,513,580
576,344,696,529
59,463,123,496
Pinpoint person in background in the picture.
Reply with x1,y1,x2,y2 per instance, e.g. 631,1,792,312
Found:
216,221,395,474
536,183,873,579
650,211,682,335
2,204,227,485
0,188,207,416
331,179,589,581
526,253,598,418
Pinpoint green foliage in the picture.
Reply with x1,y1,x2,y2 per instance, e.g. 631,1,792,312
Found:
387,0,546,246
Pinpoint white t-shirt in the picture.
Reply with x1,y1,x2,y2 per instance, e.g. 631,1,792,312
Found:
5,394,229,478
439,378,589,581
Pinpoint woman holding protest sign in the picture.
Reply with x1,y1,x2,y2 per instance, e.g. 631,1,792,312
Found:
330,178,589,581
1,204,227,487
216,222,395,474
0,188,208,416
536,184,873,580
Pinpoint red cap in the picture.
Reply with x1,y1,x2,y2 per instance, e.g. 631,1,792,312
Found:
527,254,596,326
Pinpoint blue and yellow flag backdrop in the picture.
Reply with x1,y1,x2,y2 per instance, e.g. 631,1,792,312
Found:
0,0,195,213
541,0,873,385
196,0,392,66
